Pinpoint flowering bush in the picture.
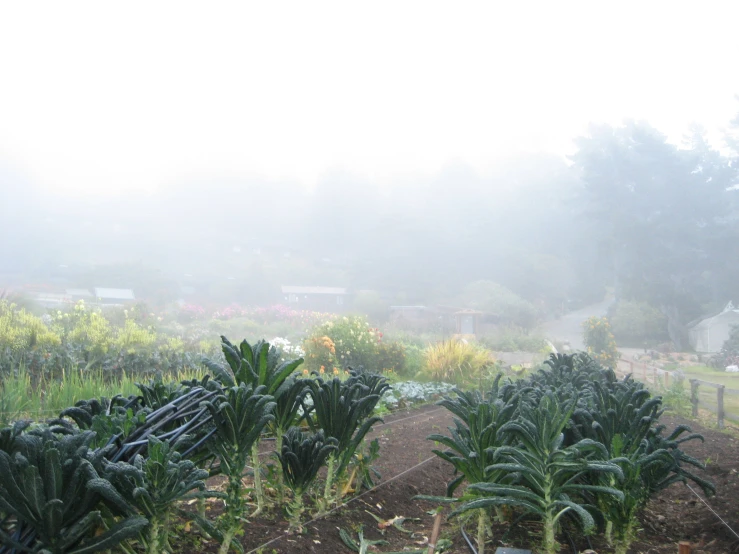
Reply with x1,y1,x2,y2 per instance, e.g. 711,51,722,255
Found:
270,337,305,359
583,316,619,368
0,301,61,353
177,303,207,323
304,315,386,372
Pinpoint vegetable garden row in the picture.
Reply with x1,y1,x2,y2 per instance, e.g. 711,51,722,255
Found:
0,337,717,554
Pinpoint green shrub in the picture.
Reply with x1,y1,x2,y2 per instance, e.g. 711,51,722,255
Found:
375,341,406,375
609,301,668,346
402,344,425,378
480,326,547,352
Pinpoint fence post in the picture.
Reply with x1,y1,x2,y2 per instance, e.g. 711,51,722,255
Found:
717,385,725,429
652,367,658,386
690,379,699,417
643,363,647,382
665,371,670,388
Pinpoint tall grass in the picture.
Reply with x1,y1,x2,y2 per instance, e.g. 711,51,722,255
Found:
419,339,495,386
0,365,206,424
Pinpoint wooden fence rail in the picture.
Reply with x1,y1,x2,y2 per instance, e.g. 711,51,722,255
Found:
618,358,739,429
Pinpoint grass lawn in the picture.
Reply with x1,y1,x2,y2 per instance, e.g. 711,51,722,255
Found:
678,365,739,421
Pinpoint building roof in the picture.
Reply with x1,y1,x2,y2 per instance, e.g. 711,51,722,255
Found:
94,287,135,300
281,286,347,295
688,301,739,329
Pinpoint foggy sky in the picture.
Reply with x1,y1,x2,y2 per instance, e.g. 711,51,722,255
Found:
1,0,738,195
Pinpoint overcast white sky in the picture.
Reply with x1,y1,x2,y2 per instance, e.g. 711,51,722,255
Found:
1,1,738,194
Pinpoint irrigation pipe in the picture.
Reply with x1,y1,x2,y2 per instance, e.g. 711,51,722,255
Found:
686,484,739,541
245,455,437,554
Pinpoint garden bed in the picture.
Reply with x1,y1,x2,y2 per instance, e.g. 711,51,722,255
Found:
173,407,739,554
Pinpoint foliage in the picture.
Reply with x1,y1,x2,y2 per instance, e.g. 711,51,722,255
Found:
277,428,337,529
103,436,209,554
583,316,619,368
458,393,624,554
304,316,384,372
375,341,407,375
425,352,714,554
479,326,548,353
572,121,736,349
427,379,518,497
420,339,494,385
304,372,387,508
0,429,147,554
205,335,307,513
201,383,275,554
609,300,668,347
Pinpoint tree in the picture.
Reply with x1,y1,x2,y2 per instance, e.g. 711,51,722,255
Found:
572,121,737,348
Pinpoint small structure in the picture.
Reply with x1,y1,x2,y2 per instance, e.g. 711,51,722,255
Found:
687,301,739,353
33,292,70,308
66,288,93,302
281,286,347,312
94,287,136,306
455,309,482,335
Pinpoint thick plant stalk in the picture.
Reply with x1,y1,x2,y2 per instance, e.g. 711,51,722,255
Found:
274,427,285,503
147,518,160,554
220,471,245,554
542,511,557,554
251,441,266,516
288,494,305,531
197,496,211,538
613,518,636,554
322,455,336,510
218,528,237,554
477,508,487,554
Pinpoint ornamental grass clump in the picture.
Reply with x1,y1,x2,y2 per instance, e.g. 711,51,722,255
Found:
421,339,494,385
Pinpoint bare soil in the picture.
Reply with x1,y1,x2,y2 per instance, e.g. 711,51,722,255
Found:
175,406,739,554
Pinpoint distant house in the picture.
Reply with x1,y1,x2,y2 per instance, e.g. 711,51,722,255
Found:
66,288,93,302
33,292,70,308
688,301,739,353
281,286,347,312
94,287,135,306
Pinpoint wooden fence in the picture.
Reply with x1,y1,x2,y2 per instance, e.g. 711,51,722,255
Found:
618,358,739,429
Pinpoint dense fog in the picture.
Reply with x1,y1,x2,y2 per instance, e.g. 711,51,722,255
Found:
2,2,739,351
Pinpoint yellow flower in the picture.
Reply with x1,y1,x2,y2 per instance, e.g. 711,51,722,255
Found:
303,369,309,375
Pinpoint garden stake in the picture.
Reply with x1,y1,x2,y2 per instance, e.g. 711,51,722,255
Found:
678,541,692,554
427,510,443,554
